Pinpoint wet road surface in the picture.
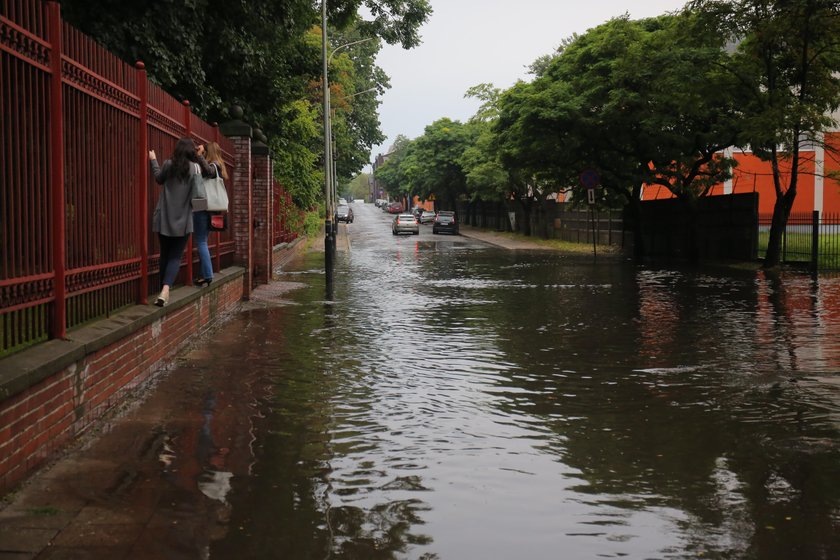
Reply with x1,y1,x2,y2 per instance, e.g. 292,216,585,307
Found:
4,202,840,559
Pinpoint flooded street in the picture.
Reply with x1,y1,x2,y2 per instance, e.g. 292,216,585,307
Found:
200,203,840,559
8,202,840,560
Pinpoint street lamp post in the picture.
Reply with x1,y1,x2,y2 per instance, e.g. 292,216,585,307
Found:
321,1,334,287
329,86,377,211
326,37,373,254
322,28,377,275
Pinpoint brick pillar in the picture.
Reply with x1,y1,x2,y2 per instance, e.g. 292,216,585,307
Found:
251,130,272,287
220,108,253,298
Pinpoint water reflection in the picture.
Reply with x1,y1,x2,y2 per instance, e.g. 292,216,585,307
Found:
206,213,840,559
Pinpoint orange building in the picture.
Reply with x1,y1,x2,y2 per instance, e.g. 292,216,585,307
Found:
642,131,840,215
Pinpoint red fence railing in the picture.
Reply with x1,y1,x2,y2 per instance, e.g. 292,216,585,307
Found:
273,179,302,246
0,0,236,356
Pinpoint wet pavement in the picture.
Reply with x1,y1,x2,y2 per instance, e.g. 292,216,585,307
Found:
4,203,840,559
0,215,517,560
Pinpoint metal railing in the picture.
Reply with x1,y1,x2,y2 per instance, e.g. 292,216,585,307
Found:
1,0,236,356
272,180,301,246
758,211,840,271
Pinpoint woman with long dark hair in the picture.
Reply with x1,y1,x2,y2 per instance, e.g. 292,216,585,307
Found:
148,137,210,306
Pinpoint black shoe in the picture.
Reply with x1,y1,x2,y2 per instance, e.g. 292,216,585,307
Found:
194,278,212,287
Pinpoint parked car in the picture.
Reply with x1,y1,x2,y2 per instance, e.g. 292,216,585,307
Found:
432,210,458,234
419,210,436,224
375,198,388,208
386,202,403,214
392,213,419,235
336,204,354,223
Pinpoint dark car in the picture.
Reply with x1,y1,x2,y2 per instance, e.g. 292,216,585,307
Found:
432,210,458,234
336,204,354,223
386,202,403,214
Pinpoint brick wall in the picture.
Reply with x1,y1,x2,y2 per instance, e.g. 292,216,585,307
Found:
231,136,253,297
0,273,245,494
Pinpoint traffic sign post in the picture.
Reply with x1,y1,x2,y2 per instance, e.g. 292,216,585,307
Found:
580,170,599,260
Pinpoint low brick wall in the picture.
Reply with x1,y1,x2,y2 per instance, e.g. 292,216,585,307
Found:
0,267,246,494
272,237,306,276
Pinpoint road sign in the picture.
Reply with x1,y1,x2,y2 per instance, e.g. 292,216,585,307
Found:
580,169,599,189
587,187,596,205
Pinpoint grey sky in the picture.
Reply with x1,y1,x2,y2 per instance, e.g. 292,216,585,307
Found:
368,0,689,166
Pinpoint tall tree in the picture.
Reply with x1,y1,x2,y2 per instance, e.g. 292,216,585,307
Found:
691,0,840,267
411,119,475,211
374,135,417,202
461,84,510,202
622,11,743,259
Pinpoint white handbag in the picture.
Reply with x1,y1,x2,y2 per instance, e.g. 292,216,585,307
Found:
204,163,229,212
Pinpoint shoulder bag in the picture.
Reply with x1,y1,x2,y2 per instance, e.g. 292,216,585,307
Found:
204,163,229,212
191,162,208,211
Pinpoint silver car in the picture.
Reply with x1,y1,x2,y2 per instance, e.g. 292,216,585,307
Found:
392,213,419,235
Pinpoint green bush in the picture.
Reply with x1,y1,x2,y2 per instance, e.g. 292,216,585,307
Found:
303,210,321,237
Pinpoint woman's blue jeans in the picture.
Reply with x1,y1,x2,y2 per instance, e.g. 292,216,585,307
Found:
193,211,213,281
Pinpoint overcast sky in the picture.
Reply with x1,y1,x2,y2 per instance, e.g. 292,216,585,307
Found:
367,0,689,168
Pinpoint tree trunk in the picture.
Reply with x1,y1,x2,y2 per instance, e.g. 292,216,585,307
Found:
517,198,532,236
763,191,795,268
539,198,552,239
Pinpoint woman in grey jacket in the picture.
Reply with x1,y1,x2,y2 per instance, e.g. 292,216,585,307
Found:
148,137,210,306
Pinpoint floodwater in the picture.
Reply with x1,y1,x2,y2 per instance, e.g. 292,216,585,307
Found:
195,205,840,559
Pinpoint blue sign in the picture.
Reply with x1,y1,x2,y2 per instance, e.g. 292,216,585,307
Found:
580,170,600,188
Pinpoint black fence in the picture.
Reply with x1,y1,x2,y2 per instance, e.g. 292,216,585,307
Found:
758,211,840,271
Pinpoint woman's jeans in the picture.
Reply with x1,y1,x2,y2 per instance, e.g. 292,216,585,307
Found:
193,211,213,281
158,234,189,289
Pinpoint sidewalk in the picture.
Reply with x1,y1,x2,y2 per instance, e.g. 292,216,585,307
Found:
0,258,314,560
459,225,624,258
457,225,558,250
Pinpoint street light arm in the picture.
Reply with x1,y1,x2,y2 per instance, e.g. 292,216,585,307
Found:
328,37,375,64
333,87,380,109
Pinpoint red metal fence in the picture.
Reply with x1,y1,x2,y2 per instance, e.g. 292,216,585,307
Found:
273,179,301,246
1,0,236,357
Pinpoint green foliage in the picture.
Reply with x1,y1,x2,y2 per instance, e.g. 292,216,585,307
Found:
270,100,323,210
303,209,323,237
410,119,476,207
373,135,415,197
690,0,840,266
57,0,431,221
346,172,372,200
460,85,513,202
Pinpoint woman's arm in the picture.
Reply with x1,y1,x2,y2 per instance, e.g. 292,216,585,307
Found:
149,151,169,185
196,156,214,178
